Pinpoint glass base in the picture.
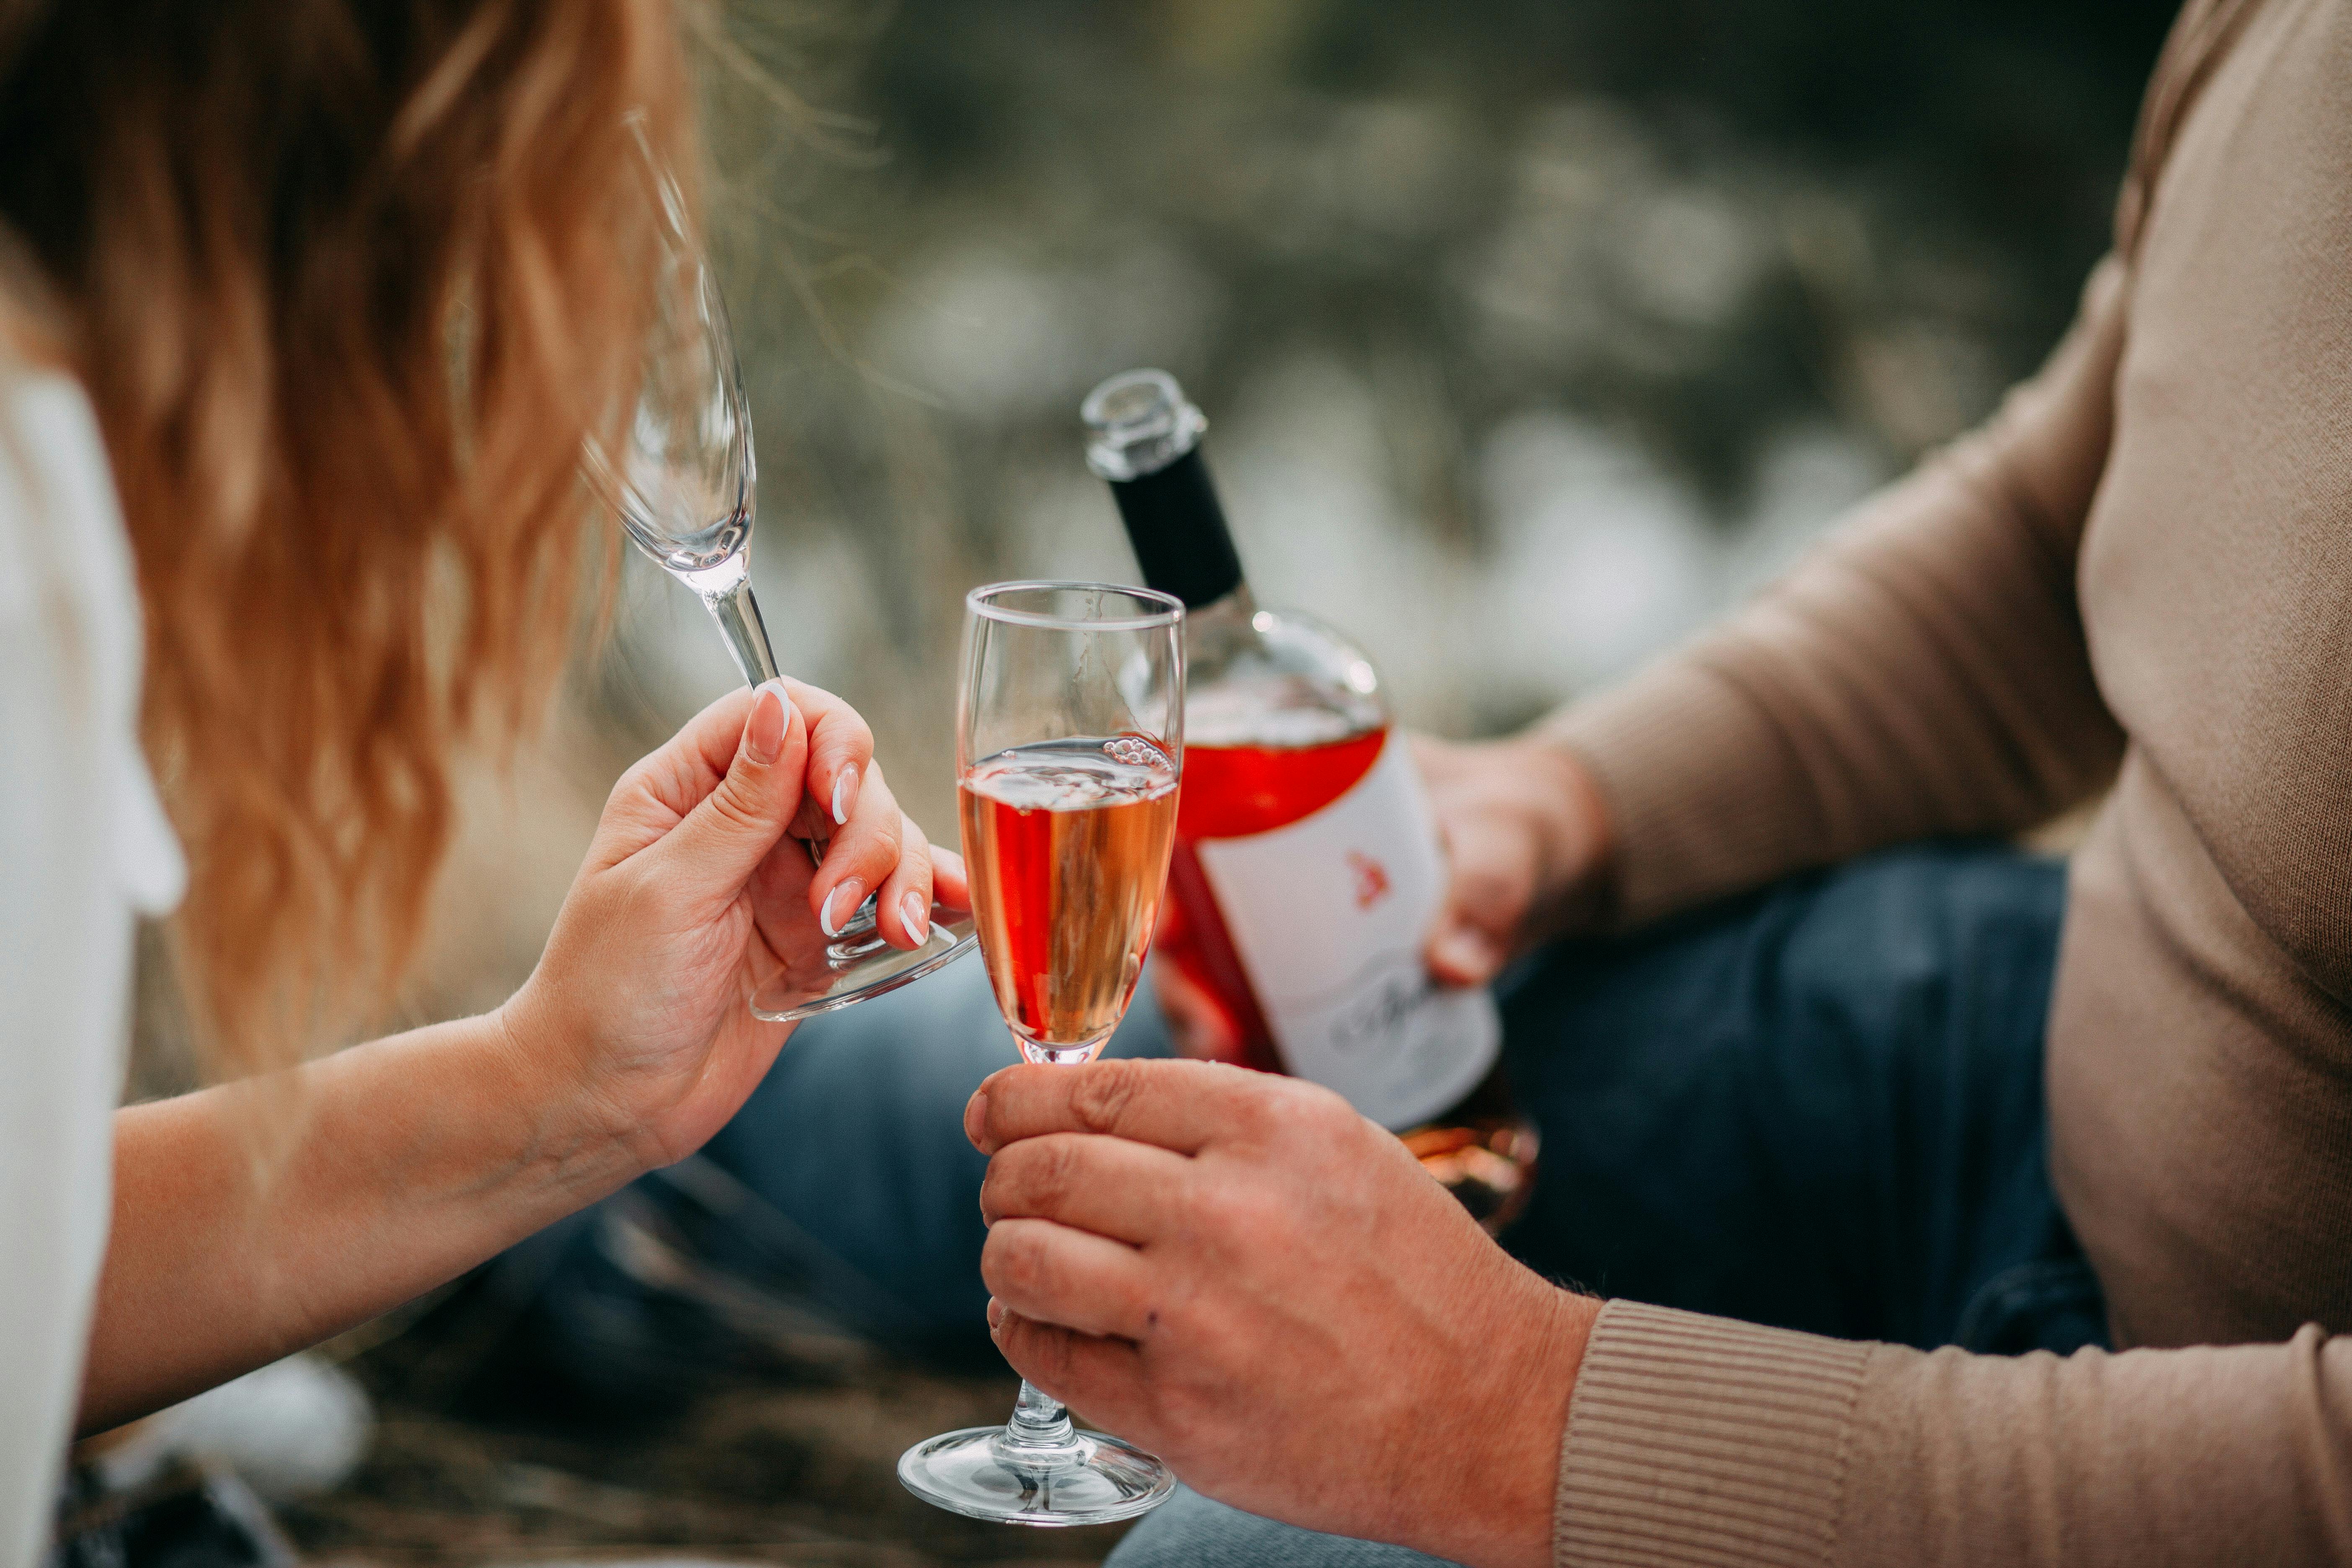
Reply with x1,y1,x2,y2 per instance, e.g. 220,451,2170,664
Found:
1014,1032,1114,1066
748,899,978,1022
897,1424,1174,1526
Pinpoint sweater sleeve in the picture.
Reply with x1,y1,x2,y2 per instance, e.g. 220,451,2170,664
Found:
1554,1301,2352,1566
1543,256,2131,928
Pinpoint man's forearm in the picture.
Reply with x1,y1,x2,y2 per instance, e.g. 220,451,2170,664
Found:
1553,1301,2352,1567
80,1009,639,1432
1439,1286,1598,1568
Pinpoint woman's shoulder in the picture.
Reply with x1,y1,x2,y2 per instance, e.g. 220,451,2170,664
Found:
0,314,187,919
0,336,121,632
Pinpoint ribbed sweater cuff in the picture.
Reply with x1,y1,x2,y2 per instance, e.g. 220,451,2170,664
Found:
1555,1300,1871,1568
1539,663,1813,930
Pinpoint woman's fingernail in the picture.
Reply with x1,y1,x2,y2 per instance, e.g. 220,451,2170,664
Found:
965,1087,990,1148
832,768,859,826
902,891,931,943
987,1298,1006,1331
744,680,791,766
820,879,863,938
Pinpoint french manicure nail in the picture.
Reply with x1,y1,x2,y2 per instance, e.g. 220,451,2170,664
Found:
832,768,859,826
820,880,862,938
902,891,930,943
744,680,791,766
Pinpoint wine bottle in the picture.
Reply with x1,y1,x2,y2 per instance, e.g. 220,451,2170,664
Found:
1080,369,1538,1230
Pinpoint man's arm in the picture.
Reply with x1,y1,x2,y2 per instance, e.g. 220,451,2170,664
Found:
1416,255,2132,990
1542,255,2132,931
1558,1300,2352,1566
967,1057,2352,1568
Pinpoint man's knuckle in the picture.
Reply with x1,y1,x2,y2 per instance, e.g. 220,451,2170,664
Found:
1034,1137,1084,1203
1287,1079,1358,1137
980,1233,1022,1296
1026,1323,1075,1384
988,1224,1055,1299
1001,1138,1074,1213
1294,1073,1351,1114
1070,1060,1142,1133
1189,1179,1267,1241
1226,1100,1277,1145
1230,1077,1314,1142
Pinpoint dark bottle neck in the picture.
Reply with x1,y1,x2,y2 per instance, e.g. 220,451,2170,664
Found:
1105,447,1246,611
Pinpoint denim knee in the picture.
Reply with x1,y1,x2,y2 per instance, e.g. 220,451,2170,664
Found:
1107,1489,1462,1568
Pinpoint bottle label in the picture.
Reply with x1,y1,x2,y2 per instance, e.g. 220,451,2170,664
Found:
1194,732,1501,1129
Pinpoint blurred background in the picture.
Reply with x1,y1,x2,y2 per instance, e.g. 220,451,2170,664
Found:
119,0,2175,1560
680,0,2168,778
409,0,2174,1021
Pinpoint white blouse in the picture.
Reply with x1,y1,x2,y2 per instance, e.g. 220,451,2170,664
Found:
0,361,184,1565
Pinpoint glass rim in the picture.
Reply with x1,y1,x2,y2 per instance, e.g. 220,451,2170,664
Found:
964,580,1185,632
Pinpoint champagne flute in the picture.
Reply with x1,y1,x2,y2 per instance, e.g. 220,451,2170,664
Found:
584,120,977,1020
896,581,1186,1526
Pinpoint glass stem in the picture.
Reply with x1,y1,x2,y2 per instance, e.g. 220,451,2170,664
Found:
1001,1380,1078,1455
699,573,781,687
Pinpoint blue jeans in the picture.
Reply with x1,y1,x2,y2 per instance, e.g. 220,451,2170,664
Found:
1113,844,2102,1567
510,844,2102,1562
483,951,1178,1394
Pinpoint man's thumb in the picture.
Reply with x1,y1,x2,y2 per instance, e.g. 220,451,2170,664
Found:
1426,912,1504,988
663,679,803,885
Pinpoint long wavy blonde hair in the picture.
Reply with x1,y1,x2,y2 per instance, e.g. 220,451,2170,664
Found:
0,1,698,1075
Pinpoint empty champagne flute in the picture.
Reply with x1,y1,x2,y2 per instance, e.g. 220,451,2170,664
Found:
896,582,1186,1526
584,118,975,1020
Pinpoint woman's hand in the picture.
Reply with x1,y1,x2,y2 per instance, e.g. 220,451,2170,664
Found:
1415,732,1613,987
502,679,965,1172
968,1057,1598,1568
90,679,961,1427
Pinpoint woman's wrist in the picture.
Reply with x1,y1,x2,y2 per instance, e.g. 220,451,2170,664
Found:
88,1008,650,1430
485,985,662,1197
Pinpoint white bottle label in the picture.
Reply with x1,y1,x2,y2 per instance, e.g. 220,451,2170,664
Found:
1194,732,1502,1130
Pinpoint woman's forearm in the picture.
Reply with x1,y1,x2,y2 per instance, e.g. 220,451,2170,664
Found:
80,681,916,1433
80,1008,642,1432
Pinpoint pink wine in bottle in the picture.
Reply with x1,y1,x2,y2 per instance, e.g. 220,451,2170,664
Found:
1081,370,1537,1228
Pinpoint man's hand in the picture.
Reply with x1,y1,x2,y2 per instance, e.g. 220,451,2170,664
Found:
967,1058,1599,1568
1416,732,1612,988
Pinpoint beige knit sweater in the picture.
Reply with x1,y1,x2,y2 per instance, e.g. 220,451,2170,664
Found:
1543,0,2352,1560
